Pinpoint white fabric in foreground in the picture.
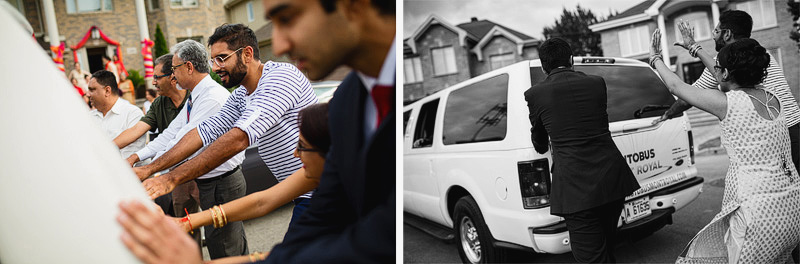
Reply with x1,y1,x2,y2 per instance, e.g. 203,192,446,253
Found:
0,8,151,264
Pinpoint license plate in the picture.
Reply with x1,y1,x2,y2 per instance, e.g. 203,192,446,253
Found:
624,196,651,224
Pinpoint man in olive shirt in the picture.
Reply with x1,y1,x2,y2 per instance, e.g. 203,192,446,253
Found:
115,55,200,245
115,54,188,150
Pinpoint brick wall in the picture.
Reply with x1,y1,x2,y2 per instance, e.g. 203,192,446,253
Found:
162,0,227,47
413,24,472,98
54,0,143,77
473,36,518,75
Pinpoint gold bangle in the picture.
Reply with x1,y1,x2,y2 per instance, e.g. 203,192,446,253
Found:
219,205,228,227
257,252,266,261
249,252,256,262
210,206,219,228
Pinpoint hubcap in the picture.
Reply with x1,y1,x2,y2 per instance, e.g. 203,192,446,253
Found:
460,216,481,262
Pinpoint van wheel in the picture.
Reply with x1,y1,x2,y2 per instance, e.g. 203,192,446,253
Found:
453,196,505,263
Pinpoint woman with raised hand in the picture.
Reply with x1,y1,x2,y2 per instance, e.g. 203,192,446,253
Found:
649,29,800,263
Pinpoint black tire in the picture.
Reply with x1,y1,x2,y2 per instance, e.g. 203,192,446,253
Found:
453,196,506,263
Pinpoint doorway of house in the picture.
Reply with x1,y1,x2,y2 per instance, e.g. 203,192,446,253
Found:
86,47,107,74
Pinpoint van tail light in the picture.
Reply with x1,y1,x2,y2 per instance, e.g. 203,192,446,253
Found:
688,130,695,165
518,159,551,209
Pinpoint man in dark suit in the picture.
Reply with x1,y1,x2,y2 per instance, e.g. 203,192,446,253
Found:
524,38,639,263
116,0,395,263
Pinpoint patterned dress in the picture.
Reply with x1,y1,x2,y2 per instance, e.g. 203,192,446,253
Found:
677,89,800,264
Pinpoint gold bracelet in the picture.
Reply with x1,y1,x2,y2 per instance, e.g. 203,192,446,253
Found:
249,252,257,262
210,206,219,228
219,205,228,227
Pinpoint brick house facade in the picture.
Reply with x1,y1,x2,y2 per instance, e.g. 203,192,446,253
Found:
13,0,227,81
404,15,540,104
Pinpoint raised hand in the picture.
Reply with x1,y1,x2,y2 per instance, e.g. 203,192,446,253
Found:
649,29,664,69
674,20,697,50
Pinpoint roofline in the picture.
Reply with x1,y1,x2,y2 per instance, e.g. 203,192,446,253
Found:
471,26,538,61
589,13,651,32
589,0,665,32
406,14,472,54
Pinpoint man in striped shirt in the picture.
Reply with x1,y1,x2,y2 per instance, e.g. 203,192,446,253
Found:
657,10,800,171
130,40,249,259
136,24,318,225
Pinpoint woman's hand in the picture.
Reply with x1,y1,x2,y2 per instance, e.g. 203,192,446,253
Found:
650,29,662,58
171,216,192,233
673,20,697,50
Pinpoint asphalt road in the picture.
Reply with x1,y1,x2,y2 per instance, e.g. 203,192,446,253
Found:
404,153,732,263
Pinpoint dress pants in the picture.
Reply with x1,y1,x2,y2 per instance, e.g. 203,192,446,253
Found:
562,199,624,263
173,180,202,248
196,168,248,259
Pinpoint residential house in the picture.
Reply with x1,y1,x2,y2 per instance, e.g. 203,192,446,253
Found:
404,15,541,104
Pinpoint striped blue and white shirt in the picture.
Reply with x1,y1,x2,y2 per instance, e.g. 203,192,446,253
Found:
197,61,317,198
693,55,800,127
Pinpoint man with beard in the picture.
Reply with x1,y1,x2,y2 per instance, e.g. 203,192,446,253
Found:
133,23,318,227
655,10,800,171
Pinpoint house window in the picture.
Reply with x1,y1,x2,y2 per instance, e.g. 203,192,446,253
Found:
489,53,515,70
170,0,198,8
674,12,712,43
66,0,113,13
734,0,777,30
148,0,161,10
431,46,457,76
617,25,649,57
404,57,423,84
247,1,255,22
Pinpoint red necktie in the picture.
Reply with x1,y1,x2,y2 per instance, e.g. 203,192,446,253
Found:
371,84,393,127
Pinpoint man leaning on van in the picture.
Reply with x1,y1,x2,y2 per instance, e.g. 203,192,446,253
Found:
524,37,639,263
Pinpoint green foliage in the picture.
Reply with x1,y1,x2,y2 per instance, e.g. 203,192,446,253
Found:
207,71,239,92
542,5,610,56
126,69,146,98
154,24,169,59
789,0,799,46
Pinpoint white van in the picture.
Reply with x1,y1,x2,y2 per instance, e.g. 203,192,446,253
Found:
403,57,704,263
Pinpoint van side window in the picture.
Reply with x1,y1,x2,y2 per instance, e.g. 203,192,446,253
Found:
404,110,411,135
442,74,509,145
413,99,439,148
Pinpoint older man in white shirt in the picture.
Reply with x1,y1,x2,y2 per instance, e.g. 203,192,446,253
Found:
87,70,145,158
124,39,248,259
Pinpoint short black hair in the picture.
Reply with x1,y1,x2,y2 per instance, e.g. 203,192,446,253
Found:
208,24,260,60
718,38,770,87
299,103,331,155
102,54,112,61
154,54,174,75
91,70,120,95
318,0,394,15
538,38,573,74
146,88,158,98
719,10,752,39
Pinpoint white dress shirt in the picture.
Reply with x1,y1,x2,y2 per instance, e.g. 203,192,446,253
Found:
135,75,244,179
357,35,396,140
90,97,145,158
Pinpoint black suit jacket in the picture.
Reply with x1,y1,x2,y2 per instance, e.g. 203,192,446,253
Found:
265,72,395,263
524,68,639,215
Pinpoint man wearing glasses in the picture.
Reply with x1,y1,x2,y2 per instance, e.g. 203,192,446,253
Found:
115,54,201,246
127,39,249,259
135,23,317,227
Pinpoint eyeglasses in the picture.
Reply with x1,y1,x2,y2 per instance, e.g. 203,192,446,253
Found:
714,65,725,71
171,61,187,72
296,141,321,153
153,72,171,80
713,28,730,35
209,47,244,68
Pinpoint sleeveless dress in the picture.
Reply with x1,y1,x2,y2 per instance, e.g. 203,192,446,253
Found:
677,89,800,263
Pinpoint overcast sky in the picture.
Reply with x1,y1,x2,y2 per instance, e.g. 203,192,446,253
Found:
404,0,646,40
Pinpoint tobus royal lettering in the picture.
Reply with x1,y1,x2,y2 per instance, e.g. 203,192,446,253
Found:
625,149,656,164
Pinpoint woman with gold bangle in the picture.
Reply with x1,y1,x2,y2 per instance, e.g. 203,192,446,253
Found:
174,103,330,262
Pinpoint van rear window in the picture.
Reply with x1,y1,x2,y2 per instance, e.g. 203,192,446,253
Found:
442,74,509,145
530,66,675,123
